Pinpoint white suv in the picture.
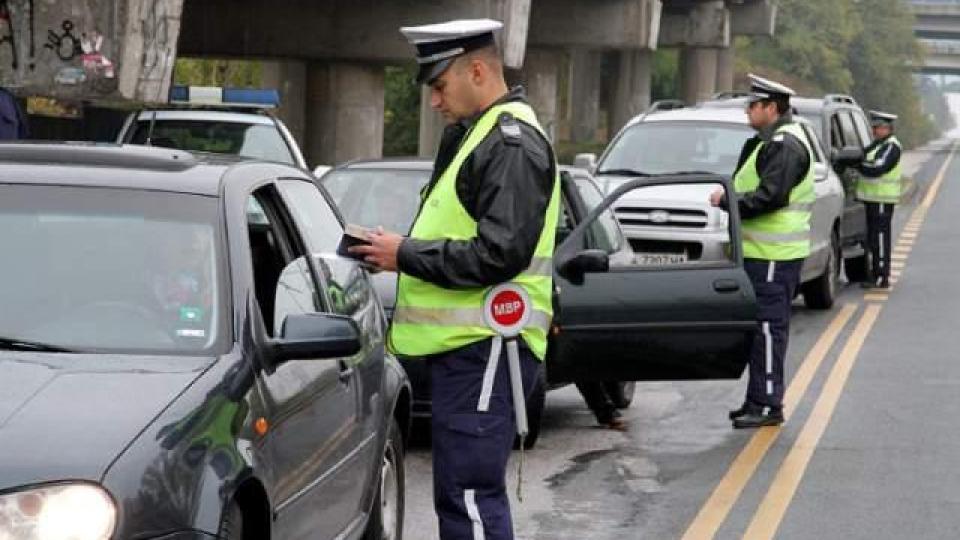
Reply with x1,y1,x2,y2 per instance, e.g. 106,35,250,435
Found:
578,104,845,309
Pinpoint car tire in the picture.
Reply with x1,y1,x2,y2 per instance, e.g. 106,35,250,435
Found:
515,364,546,450
363,418,405,540
803,229,839,310
844,251,870,283
604,381,636,409
218,500,243,540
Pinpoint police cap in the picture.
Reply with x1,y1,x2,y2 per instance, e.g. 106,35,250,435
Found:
745,73,796,104
400,19,502,85
868,110,898,127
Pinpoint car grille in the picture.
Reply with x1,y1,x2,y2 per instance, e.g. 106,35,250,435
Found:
614,206,708,228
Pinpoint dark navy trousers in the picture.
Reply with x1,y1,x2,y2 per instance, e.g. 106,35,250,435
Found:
865,202,895,282
744,259,802,410
429,338,539,540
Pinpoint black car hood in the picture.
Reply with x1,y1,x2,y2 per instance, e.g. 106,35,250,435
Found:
0,353,212,490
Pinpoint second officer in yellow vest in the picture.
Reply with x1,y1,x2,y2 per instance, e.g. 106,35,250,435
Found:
351,19,559,540
711,74,814,428
856,110,902,289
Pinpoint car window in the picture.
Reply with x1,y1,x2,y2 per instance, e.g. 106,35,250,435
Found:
800,124,826,164
851,110,872,146
323,168,430,234
572,175,623,253
278,179,375,318
599,121,753,176
246,185,322,337
130,119,296,165
837,112,860,149
830,114,845,150
796,112,824,143
0,185,226,355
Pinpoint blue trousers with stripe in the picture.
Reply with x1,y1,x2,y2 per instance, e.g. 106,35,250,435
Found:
744,259,802,410
429,338,539,540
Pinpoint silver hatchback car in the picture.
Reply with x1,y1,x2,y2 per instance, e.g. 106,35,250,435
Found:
578,105,845,309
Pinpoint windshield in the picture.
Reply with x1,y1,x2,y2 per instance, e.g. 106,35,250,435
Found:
796,113,824,142
130,119,295,165
0,185,226,355
600,121,753,176
323,168,430,233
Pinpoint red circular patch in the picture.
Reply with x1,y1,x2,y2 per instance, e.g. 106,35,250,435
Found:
490,290,525,327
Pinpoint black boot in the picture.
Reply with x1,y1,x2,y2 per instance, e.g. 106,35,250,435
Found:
733,408,784,429
728,402,760,420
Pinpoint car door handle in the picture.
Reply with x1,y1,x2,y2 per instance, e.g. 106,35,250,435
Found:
713,279,740,293
338,361,354,382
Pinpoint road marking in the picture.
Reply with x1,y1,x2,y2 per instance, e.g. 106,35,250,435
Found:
921,140,959,210
679,304,858,540
863,293,889,302
891,253,908,261
891,261,906,270
741,304,883,539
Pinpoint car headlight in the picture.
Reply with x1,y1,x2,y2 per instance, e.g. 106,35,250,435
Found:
0,483,116,540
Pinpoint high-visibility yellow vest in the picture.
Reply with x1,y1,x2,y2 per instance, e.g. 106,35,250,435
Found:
389,102,561,361
857,136,902,204
733,122,815,261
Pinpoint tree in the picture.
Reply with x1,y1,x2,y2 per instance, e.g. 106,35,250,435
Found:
383,64,420,156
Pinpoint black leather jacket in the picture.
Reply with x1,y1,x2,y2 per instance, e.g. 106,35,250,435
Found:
724,113,812,220
397,87,556,289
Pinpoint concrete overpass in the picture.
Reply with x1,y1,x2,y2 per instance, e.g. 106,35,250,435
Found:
918,39,960,75
912,1,960,75
0,0,777,166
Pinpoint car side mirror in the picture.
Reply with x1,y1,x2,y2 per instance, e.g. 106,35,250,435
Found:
271,313,361,364
830,146,863,166
573,153,598,173
557,249,609,283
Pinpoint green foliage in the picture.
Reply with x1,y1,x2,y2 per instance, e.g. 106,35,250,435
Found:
384,64,421,156
651,49,680,102
738,0,944,148
174,58,261,87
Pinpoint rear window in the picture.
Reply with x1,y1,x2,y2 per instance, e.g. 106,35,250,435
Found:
0,185,227,355
323,168,430,234
130,119,295,165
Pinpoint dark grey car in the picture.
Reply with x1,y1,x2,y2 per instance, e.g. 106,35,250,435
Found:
0,144,409,540
322,159,759,448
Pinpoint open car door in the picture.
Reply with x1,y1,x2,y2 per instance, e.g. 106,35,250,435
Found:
547,174,757,383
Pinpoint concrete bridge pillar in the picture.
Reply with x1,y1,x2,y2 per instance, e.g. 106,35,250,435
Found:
261,60,308,152
716,46,735,94
609,49,652,137
305,62,385,167
569,48,603,143
681,47,719,105
418,87,447,158
521,48,562,142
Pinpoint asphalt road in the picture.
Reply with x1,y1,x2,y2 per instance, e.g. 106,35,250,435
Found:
401,137,958,540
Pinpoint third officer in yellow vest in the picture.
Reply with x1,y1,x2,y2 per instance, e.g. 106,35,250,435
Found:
350,19,559,540
856,110,902,289
710,74,814,429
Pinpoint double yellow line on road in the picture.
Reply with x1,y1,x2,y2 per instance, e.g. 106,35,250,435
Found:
681,140,958,539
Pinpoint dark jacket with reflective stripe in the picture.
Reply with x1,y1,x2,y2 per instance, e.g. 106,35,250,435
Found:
857,135,901,177
725,113,811,220
397,87,556,289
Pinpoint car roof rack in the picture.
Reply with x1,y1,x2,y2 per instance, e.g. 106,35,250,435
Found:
710,91,750,100
646,99,687,113
823,94,858,106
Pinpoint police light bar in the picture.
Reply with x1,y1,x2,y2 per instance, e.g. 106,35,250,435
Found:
168,85,280,108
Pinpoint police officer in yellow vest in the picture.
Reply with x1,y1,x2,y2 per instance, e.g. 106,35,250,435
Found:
710,74,814,428
350,19,560,540
857,110,902,289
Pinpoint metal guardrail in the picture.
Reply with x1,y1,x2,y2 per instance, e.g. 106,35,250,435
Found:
920,39,960,54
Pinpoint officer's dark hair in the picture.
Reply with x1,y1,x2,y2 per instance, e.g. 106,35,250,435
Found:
459,43,503,74
763,97,790,116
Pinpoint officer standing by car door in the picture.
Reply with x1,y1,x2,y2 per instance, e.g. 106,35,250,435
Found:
856,111,902,289
350,19,560,540
710,74,814,428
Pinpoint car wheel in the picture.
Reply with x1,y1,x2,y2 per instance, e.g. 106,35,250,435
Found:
218,500,243,540
515,364,546,450
363,418,405,540
604,381,636,409
844,250,870,283
803,229,839,310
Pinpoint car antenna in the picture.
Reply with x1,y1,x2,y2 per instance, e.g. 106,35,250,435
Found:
145,109,158,146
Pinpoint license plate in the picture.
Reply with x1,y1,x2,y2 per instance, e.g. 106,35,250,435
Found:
635,252,688,265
